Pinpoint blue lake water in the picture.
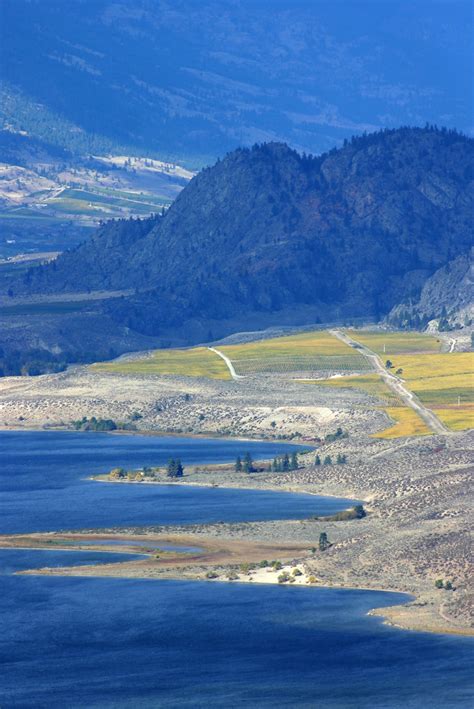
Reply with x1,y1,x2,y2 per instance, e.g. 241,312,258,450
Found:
0,431,473,707
1,556,473,709
0,430,356,534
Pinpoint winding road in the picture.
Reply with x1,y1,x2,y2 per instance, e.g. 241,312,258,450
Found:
208,347,245,380
330,330,449,436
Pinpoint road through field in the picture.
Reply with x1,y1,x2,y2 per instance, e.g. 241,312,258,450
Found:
207,347,245,380
330,330,449,435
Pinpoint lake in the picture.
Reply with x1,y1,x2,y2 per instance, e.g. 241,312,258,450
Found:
0,430,356,534
0,431,473,708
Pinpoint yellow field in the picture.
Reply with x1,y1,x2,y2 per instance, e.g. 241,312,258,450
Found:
432,407,474,431
347,330,441,355
387,352,474,431
93,347,231,380
373,407,432,439
220,330,371,375
304,373,401,406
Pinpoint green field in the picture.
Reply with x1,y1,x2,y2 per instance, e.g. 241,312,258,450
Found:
220,331,372,375
93,347,231,380
347,330,442,355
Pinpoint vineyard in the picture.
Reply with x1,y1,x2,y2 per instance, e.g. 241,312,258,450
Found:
221,331,372,376
93,347,231,380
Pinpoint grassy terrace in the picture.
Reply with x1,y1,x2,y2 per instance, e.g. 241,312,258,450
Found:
93,347,231,380
220,331,371,376
347,330,442,355
339,332,473,433
387,352,474,431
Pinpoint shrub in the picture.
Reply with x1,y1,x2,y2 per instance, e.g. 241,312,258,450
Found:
278,572,291,583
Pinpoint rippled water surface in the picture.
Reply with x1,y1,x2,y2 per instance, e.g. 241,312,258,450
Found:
0,431,472,707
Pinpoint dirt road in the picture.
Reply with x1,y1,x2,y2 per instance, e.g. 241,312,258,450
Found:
330,329,449,435
208,346,245,380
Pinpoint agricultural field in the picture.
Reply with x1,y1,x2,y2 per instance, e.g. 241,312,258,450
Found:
93,347,231,380
347,330,442,355
386,352,474,431
308,373,401,406
373,407,432,439
45,187,169,218
220,331,372,376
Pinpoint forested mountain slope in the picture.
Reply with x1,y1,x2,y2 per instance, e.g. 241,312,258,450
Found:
3,126,473,362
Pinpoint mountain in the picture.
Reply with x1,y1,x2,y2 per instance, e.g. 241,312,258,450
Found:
3,126,472,370
1,0,472,165
388,250,474,331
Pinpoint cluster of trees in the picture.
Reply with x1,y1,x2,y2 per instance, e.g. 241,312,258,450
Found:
314,453,347,466
434,579,454,590
234,453,255,473
167,459,184,478
73,416,117,431
271,452,299,472
324,427,348,443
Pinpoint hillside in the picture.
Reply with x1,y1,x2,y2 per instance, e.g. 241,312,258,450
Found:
2,126,473,368
388,250,474,330
1,1,471,164
0,130,192,259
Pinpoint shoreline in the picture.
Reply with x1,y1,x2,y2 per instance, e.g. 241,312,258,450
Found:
1,425,471,638
2,530,472,638
0,424,315,447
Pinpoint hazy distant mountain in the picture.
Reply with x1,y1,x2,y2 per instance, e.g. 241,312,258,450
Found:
5,126,472,368
1,0,472,165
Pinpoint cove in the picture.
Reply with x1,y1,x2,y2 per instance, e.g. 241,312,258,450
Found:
0,557,473,708
0,430,357,534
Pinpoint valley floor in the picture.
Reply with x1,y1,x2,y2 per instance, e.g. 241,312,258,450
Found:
0,365,472,636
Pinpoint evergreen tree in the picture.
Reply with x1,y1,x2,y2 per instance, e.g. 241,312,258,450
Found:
235,456,242,472
319,532,330,551
314,454,321,466
243,452,254,473
282,453,290,471
323,455,332,465
167,458,177,477
290,451,298,470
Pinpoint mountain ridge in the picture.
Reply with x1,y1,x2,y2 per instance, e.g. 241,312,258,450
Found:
2,126,473,367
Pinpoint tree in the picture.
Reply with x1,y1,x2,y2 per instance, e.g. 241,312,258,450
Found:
395,368,403,376
354,504,366,518
385,359,393,369
290,451,299,470
444,581,454,591
282,453,290,471
242,452,254,473
434,579,444,589
319,532,330,551
336,453,347,464
235,456,242,472
323,455,332,465
314,454,321,466
167,458,184,478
